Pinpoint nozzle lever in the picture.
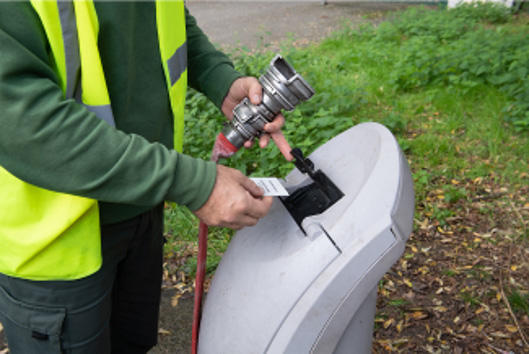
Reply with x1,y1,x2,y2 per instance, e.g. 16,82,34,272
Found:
291,148,315,177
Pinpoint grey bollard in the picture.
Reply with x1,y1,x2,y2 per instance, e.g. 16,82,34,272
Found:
199,122,415,354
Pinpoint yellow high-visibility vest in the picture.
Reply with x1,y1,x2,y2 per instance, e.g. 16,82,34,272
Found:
0,0,187,280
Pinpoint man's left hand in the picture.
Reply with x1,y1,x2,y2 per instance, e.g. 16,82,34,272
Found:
221,77,293,161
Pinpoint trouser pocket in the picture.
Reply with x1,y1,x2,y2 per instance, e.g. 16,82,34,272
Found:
0,285,65,353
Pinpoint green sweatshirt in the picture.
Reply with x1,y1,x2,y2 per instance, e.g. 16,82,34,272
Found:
0,2,243,224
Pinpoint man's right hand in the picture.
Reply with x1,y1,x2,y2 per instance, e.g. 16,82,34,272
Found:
193,165,273,229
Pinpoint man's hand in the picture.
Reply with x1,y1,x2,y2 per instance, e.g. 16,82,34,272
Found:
193,165,273,229
221,77,293,161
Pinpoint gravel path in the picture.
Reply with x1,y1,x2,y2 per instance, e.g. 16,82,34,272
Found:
187,1,409,50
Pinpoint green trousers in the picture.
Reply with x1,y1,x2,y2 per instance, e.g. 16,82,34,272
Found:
0,205,165,354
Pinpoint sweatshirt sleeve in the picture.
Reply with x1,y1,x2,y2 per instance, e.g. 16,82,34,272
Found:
185,7,243,108
0,3,215,212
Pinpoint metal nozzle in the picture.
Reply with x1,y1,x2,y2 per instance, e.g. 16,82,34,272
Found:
221,54,315,149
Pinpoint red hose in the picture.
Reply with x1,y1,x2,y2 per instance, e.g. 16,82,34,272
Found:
191,133,239,353
191,221,209,354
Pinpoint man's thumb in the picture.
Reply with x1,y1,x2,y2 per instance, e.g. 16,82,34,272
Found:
247,77,262,105
241,177,264,198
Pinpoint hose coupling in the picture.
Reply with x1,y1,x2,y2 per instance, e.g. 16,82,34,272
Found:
221,54,315,149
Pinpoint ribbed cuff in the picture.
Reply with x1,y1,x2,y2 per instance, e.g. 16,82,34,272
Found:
166,153,217,211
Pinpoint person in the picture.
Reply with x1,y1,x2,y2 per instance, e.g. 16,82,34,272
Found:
0,1,291,353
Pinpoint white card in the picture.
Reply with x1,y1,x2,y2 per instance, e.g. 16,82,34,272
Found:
250,177,289,197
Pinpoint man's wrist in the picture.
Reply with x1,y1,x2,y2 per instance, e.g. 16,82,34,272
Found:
207,65,244,109
166,154,217,211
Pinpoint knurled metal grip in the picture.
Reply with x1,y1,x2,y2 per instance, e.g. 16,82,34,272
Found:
221,54,315,149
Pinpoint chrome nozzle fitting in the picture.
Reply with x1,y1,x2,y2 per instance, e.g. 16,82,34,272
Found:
221,54,315,149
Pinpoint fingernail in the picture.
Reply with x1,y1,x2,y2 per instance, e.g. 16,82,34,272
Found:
252,94,261,103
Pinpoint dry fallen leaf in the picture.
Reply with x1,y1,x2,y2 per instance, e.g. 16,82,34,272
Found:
171,293,182,308
396,320,404,333
383,318,395,329
411,311,428,320
490,331,510,338
376,338,394,351
496,292,502,302
505,324,518,333
424,344,435,353
158,328,171,335
434,306,448,313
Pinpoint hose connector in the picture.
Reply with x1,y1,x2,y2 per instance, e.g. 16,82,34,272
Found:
221,54,315,149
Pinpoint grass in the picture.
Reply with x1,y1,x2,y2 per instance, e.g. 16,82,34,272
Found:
164,6,529,348
509,290,529,316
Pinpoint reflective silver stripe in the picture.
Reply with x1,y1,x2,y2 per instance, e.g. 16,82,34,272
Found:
58,4,115,127
57,2,80,99
167,41,187,86
75,86,116,127
84,104,116,127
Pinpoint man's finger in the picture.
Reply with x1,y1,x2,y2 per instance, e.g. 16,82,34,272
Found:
263,114,285,133
241,177,265,198
271,131,293,161
259,134,271,148
246,78,262,105
245,196,273,219
244,139,254,149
